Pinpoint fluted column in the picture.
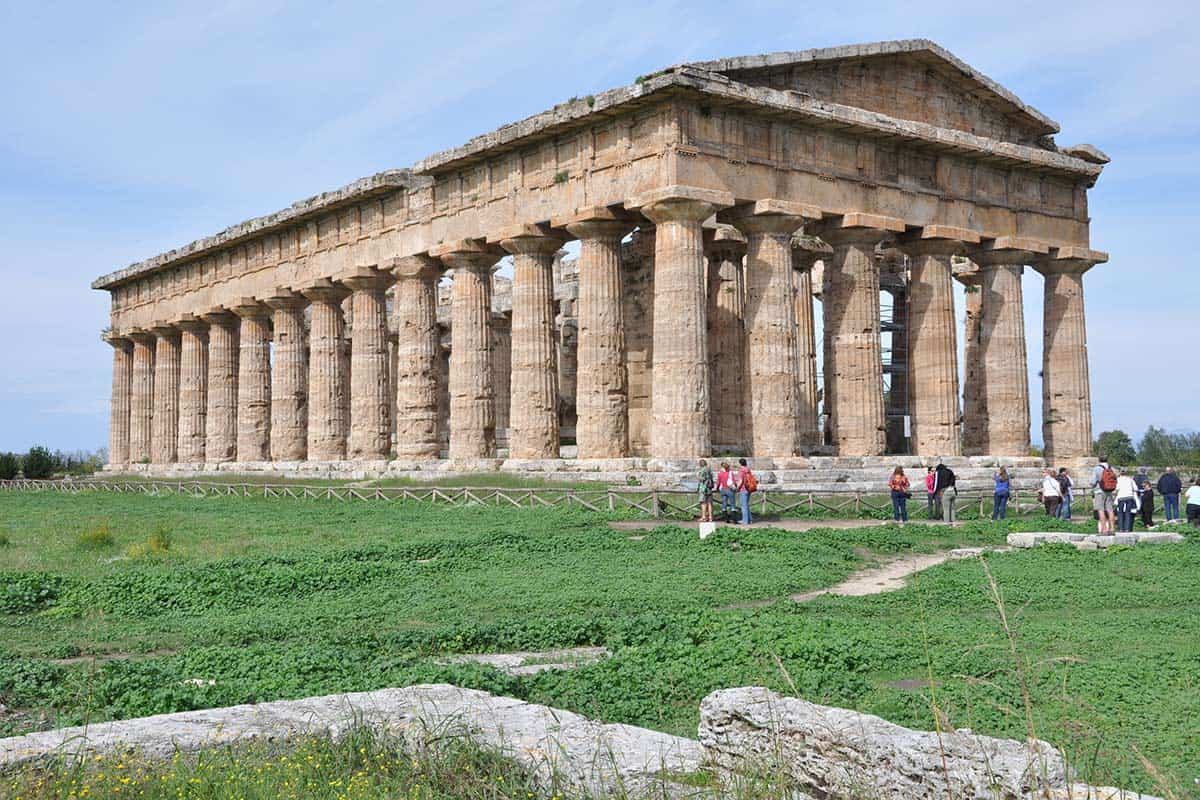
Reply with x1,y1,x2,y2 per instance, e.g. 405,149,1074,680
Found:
954,264,986,455
792,237,830,451
562,209,634,458
302,281,351,460
434,241,502,459
390,256,442,458
105,334,133,467
498,228,564,459
176,316,208,464
232,300,271,462
897,227,977,455
265,291,308,462
705,229,746,453
628,187,733,458
729,201,816,457
128,332,156,464
1036,248,1106,462
200,310,239,463
813,214,903,456
344,268,394,461
149,324,181,464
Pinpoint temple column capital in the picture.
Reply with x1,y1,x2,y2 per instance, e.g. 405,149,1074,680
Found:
1033,246,1109,276
810,212,905,246
229,298,271,319
626,185,734,224
895,225,981,258
971,236,1051,267
555,206,636,241
721,198,821,236
389,254,444,282
263,289,307,311
300,279,351,305
429,239,504,274
791,235,832,270
492,223,568,256
340,265,396,292
175,313,209,337
103,331,133,351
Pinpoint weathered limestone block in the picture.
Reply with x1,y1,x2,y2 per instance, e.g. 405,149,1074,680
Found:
792,236,829,451
499,229,562,459
436,241,502,459
149,325,181,465
1036,252,1103,462
563,211,634,458
816,215,901,456
899,229,975,456
729,202,818,457
706,228,746,453
699,687,1068,800
954,262,985,455
104,334,133,466
232,301,272,462
344,268,394,461
200,310,239,463
390,256,442,458
974,238,1044,457
175,317,208,464
302,281,351,461
629,187,734,458
265,291,308,462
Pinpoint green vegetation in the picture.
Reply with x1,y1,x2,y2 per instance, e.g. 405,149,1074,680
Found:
1093,425,1200,468
0,492,1195,795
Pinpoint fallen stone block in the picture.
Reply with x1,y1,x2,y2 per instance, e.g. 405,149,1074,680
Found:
1087,535,1116,548
1074,540,1099,551
1136,531,1185,544
1007,532,1039,548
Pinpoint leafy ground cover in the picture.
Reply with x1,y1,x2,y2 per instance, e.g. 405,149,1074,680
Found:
0,491,1195,796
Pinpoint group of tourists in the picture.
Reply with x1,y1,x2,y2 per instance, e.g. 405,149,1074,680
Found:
887,461,958,524
696,459,758,525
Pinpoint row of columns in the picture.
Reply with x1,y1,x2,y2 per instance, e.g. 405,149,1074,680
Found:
106,190,1100,465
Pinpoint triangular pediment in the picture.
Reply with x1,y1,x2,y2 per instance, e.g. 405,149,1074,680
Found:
688,39,1059,146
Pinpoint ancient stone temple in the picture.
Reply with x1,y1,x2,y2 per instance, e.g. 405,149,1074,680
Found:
95,40,1108,476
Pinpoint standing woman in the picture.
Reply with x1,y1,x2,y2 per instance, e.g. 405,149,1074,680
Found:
696,460,715,523
1115,469,1140,532
889,466,910,524
1041,468,1063,518
716,461,736,523
993,467,1011,520
925,467,937,519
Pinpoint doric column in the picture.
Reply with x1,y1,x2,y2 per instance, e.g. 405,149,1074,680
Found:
498,225,565,459
390,256,442,458
972,237,1049,457
560,208,635,459
627,186,734,458
104,333,133,467
175,316,209,464
812,213,904,456
431,240,503,460
705,227,746,453
200,310,239,463
896,226,978,456
343,267,395,461
149,323,181,464
232,300,272,462
727,200,820,457
953,261,986,455
128,331,156,464
265,290,308,462
792,236,831,451
302,280,351,460
1035,247,1107,462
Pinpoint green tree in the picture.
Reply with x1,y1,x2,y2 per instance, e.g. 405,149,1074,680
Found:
0,452,18,480
22,446,57,480
1093,430,1136,465
1137,426,1178,466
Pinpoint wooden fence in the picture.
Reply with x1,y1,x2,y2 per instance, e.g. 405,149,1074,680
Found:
0,479,1045,519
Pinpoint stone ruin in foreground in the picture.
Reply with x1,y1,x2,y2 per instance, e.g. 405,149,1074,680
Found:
93,40,1108,481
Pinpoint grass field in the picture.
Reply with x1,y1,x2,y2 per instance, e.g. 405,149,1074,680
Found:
1,491,1196,796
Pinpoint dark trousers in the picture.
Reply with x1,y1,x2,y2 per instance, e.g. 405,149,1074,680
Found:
1043,497,1061,518
1163,493,1180,520
927,493,939,519
891,490,908,522
1140,496,1154,527
1187,503,1200,527
992,492,1009,520
1116,498,1137,532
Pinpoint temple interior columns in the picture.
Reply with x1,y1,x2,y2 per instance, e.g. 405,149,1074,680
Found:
791,237,829,452
705,227,747,454
954,263,986,456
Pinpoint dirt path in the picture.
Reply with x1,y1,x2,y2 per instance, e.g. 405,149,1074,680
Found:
611,518,890,532
790,547,1007,603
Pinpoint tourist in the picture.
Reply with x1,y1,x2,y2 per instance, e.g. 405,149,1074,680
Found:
992,467,1010,520
696,459,714,523
1056,467,1074,520
1091,455,1117,534
1040,468,1062,518
736,458,754,525
1115,468,1140,533
934,460,957,524
888,466,910,524
1157,467,1182,522
716,461,737,522
925,466,939,519
1138,480,1155,528
1134,466,1152,492
1186,479,1200,527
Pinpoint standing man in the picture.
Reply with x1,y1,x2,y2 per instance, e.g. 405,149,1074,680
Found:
1157,466,1182,523
1091,455,1118,534
934,460,957,524
1057,467,1075,520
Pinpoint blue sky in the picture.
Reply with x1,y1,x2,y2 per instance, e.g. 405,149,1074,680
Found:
1,0,1196,453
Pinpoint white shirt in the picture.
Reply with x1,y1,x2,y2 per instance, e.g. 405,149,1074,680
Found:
1041,475,1062,498
1115,475,1139,501
1186,485,1200,506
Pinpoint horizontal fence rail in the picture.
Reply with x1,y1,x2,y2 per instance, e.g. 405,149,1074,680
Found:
0,479,1052,519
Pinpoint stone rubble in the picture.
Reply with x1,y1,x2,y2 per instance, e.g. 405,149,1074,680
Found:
1007,531,1186,550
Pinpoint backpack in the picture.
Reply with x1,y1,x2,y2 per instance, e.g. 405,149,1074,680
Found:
1057,474,1071,495
1099,466,1117,492
743,470,758,493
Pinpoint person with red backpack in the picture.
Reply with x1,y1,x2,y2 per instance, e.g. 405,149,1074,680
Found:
735,457,756,525
1091,455,1118,534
